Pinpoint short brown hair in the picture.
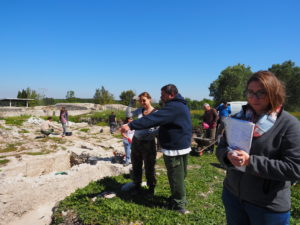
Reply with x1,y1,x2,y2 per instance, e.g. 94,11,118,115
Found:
138,92,152,100
247,71,285,112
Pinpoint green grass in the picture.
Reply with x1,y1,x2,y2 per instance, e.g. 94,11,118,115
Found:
18,129,30,133
51,155,224,225
112,133,122,139
95,121,108,126
26,151,52,156
0,159,10,166
79,128,90,133
49,137,67,144
190,109,204,128
4,115,31,126
290,112,300,120
50,154,300,225
0,143,19,153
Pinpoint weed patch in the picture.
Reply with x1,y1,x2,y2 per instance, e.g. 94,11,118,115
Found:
112,133,122,139
0,144,17,153
49,137,67,144
0,159,9,166
4,115,31,126
79,128,90,133
26,151,52,156
96,122,107,126
18,129,30,133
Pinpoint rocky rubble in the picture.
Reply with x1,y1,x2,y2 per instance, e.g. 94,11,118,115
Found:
0,116,129,225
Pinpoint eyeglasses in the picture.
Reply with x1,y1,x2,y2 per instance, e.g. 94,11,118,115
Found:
246,89,267,99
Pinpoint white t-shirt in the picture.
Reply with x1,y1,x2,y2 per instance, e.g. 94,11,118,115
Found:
123,130,135,141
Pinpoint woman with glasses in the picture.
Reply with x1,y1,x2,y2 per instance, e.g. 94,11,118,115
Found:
216,71,300,225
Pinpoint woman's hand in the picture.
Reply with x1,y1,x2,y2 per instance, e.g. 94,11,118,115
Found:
227,150,250,167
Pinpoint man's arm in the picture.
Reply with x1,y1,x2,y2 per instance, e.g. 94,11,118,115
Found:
122,104,174,131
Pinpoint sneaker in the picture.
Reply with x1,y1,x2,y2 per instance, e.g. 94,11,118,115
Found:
175,208,190,214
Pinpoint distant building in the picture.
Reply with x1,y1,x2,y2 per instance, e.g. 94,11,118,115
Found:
0,98,34,107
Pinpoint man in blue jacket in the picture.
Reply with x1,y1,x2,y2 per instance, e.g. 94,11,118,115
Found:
122,84,192,214
216,101,231,142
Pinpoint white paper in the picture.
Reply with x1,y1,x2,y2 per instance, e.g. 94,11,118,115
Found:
224,117,255,172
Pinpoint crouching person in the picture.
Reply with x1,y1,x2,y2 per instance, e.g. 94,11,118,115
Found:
40,117,60,136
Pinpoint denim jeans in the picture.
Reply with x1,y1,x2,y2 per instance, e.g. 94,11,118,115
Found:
222,187,290,225
123,139,131,164
61,122,67,135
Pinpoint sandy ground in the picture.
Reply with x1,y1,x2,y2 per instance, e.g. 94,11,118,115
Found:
0,117,129,225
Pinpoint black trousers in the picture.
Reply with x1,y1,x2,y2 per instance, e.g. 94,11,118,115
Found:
131,137,157,187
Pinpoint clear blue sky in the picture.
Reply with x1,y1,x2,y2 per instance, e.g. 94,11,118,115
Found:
1,0,299,102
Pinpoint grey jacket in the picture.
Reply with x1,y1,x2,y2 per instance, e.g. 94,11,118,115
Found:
216,110,300,212
132,108,159,141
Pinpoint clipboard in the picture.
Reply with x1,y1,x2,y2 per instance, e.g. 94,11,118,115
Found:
224,117,255,171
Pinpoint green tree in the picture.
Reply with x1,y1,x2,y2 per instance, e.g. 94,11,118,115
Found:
66,90,75,99
16,87,41,106
119,90,136,106
269,60,300,111
209,64,252,104
93,86,114,104
184,98,215,110
43,97,55,105
17,89,28,99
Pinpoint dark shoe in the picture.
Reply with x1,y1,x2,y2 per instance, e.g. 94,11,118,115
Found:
146,186,155,196
131,184,142,195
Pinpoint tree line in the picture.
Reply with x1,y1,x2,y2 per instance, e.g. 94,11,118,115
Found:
16,60,299,111
209,60,300,111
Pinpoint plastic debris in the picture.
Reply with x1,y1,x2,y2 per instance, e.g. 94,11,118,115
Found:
55,171,68,175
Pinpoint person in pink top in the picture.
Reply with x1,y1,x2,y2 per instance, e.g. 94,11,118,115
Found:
59,107,69,136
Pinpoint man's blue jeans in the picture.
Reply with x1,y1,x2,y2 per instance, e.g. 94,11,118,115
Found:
222,187,290,225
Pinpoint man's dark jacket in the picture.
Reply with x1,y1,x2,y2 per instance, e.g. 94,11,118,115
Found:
128,94,192,150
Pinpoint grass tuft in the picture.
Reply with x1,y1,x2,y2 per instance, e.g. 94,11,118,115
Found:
0,159,10,166
19,129,30,133
4,115,31,126
0,143,20,153
79,128,90,133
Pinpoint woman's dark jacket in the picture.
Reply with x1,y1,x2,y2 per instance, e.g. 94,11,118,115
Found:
216,110,300,212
